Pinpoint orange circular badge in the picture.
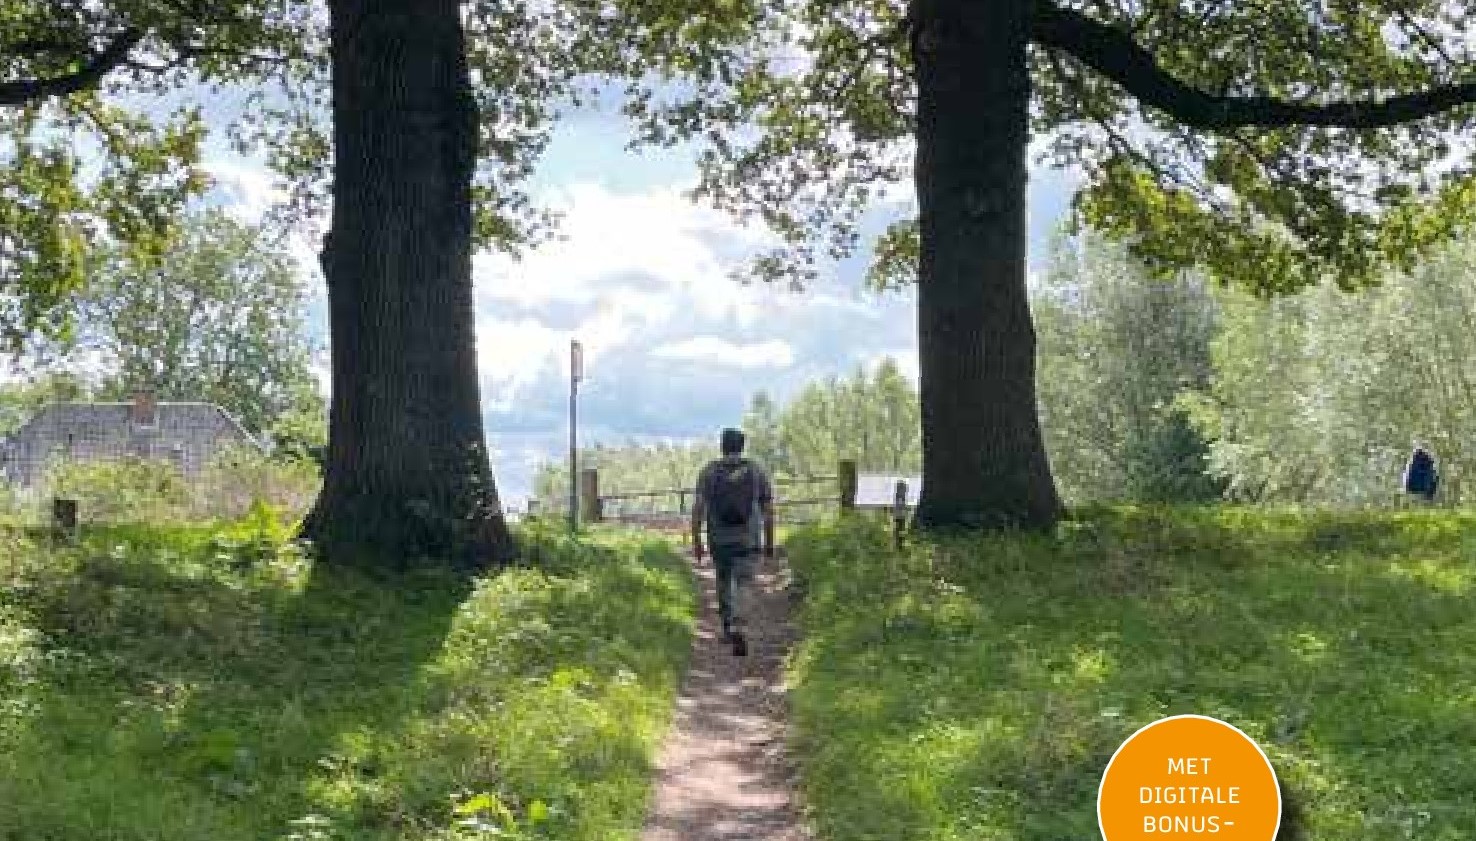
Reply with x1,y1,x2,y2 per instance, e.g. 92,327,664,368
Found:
1098,715,1280,840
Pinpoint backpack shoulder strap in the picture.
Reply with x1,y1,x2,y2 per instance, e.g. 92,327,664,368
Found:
700,459,722,493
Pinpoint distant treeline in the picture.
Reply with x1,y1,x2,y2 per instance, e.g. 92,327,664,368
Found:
1041,230,1476,507
532,358,921,510
536,230,1476,509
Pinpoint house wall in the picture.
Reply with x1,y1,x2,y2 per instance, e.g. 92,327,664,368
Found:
0,403,260,488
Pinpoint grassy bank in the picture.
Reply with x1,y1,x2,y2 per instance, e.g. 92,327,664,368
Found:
0,521,693,840
786,508,1476,841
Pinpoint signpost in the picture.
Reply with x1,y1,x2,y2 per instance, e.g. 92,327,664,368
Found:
569,339,583,533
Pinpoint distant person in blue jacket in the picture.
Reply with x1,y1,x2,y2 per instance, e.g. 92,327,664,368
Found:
1403,444,1439,503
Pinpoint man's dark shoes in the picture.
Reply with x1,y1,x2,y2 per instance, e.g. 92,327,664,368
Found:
731,631,748,657
720,621,734,644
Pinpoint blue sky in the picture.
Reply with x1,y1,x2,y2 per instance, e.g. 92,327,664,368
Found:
201,98,1079,506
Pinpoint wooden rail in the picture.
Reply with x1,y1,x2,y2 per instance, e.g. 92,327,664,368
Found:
527,462,919,541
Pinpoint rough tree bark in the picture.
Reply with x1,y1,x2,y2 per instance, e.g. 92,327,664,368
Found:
301,0,516,569
911,0,1065,530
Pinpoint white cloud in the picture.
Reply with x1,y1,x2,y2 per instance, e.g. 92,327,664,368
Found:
651,337,796,369
477,317,567,408
473,181,778,325
205,158,285,223
470,180,827,415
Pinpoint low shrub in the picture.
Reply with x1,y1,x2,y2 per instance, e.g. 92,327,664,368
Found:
32,447,319,527
192,445,320,523
787,508,1476,841
44,455,193,523
0,522,693,840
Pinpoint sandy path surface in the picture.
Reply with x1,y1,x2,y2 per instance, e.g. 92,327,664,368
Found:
640,551,812,841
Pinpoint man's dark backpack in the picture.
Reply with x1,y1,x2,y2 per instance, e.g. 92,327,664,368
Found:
711,460,758,527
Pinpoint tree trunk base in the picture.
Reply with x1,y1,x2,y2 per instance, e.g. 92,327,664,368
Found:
300,488,517,573
912,494,1064,535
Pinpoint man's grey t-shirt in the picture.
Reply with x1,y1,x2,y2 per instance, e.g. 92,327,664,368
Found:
696,456,773,549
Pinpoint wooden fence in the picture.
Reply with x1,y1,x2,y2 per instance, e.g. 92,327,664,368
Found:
528,460,920,542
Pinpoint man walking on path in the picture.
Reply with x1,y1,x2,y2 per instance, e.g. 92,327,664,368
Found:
692,427,775,656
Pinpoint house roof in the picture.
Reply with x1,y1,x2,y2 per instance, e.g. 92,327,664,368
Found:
12,401,265,450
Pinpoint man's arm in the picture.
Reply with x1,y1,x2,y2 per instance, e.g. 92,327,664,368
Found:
690,469,707,561
761,498,776,558
759,470,776,558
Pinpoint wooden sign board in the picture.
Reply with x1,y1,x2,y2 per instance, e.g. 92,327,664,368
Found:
855,474,922,509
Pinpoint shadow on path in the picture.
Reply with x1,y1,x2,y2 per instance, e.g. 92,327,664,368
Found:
641,551,811,841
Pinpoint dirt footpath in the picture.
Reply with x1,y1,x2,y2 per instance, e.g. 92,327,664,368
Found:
640,551,812,841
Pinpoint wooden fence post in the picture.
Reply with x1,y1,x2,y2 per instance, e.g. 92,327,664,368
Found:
579,468,602,524
892,480,908,549
52,497,79,544
838,460,857,511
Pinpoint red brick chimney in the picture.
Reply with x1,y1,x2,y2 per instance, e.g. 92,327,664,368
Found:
131,391,158,426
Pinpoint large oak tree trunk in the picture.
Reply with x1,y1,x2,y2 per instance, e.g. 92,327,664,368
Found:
910,0,1064,530
301,0,515,570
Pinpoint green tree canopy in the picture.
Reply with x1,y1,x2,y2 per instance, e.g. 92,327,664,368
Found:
742,390,786,472
1035,232,1220,503
599,0,1476,530
0,0,322,348
0,0,623,347
1185,235,1476,506
40,208,321,435
610,0,1476,293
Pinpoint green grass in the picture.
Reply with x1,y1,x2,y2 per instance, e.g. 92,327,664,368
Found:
0,520,693,840
786,507,1476,841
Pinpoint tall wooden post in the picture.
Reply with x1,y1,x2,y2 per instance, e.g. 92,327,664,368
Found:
569,339,583,533
580,468,602,524
839,460,858,511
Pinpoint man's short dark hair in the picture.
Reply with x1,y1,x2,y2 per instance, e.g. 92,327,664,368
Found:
721,427,746,455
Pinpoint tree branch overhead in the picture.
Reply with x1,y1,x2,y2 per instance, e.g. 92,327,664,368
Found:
0,28,144,107
1031,2,1476,130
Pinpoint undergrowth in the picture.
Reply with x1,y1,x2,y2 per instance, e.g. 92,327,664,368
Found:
0,519,693,840
787,507,1476,841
